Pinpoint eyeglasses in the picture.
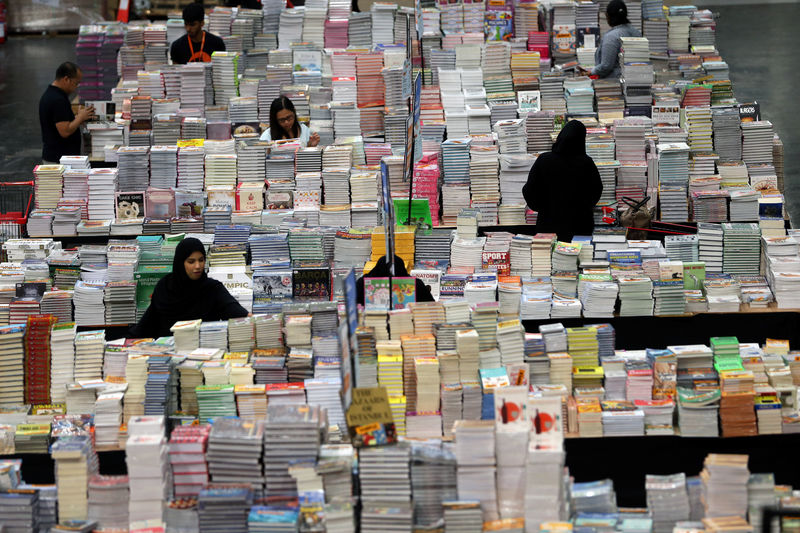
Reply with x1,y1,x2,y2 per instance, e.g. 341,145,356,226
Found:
277,115,294,124
70,78,81,87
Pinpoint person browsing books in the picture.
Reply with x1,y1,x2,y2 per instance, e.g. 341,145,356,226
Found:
355,255,435,306
38,62,95,164
579,0,641,79
170,3,226,65
259,96,320,147
522,120,603,242
128,238,249,339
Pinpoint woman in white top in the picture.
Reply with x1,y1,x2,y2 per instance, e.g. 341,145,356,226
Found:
259,96,320,147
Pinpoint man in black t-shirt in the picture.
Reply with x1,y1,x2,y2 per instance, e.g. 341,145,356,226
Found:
170,3,226,65
38,62,95,164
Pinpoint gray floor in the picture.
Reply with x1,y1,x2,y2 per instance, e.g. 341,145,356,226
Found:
1,5,798,220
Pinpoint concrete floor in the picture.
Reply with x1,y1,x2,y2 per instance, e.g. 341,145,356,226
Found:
0,5,798,220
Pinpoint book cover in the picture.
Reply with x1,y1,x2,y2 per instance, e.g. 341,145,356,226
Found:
391,277,416,309
253,270,293,300
410,269,441,300
683,262,706,290
364,278,391,311
292,263,331,301
174,190,205,217
115,191,145,220
145,188,176,219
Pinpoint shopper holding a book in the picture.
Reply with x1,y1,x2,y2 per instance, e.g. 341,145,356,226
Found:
38,62,95,164
522,120,603,242
259,96,321,147
128,238,249,338
581,0,641,79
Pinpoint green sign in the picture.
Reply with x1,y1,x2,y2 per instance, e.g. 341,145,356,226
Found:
393,198,432,229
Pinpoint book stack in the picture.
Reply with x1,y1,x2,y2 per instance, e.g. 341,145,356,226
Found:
264,404,321,496
14,423,50,453
87,475,130,529
73,280,106,327
127,416,168,522
175,360,203,416
171,319,201,353
741,121,773,165
197,484,253,533
147,355,178,417
454,420,497,521
198,321,228,351
618,276,654,316
701,453,750,518
123,355,147,423
23,315,56,405
73,329,105,381
33,164,65,210
443,500,484,533
51,436,95,521
95,389,124,447
116,146,150,191
206,417,264,490
50,322,76,403
601,402,645,436
168,425,210,498
646,473,690,533
196,384,237,423
0,491,40,531
711,107,742,161
677,388,720,437
228,317,255,352
722,223,761,275
177,146,205,190
359,444,413,531
539,73,566,114
87,169,117,221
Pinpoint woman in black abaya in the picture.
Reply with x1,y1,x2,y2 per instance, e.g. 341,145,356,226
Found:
128,237,249,339
522,120,603,242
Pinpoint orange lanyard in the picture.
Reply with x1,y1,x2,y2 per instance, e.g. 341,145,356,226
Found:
188,31,209,62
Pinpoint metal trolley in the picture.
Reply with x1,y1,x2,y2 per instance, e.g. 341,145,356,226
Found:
0,180,34,261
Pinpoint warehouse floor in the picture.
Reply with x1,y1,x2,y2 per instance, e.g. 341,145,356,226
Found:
0,3,798,221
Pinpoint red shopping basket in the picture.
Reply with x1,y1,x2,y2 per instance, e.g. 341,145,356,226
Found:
0,180,34,261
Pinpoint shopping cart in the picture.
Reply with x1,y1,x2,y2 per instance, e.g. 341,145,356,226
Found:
0,180,34,261
600,197,696,237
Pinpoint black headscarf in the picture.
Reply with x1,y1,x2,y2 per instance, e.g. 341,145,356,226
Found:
551,120,587,156
355,254,435,306
522,120,603,242
128,237,248,339
606,0,630,27
166,237,208,293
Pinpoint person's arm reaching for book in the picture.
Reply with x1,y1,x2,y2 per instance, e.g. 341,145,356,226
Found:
591,33,621,78
213,282,249,319
55,105,94,139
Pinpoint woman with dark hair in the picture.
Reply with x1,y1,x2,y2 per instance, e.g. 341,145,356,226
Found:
128,238,249,339
259,96,320,147
522,120,603,242
356,255,436,306
585,0,642,79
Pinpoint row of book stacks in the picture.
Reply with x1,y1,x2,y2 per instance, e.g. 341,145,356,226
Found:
3,0,800,531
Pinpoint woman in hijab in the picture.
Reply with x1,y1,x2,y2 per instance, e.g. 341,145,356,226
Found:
356,255,435,306
522,120,603,242
128,237,249,339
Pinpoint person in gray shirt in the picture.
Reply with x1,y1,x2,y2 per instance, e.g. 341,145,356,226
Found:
588,0,642,79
